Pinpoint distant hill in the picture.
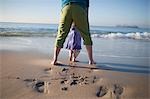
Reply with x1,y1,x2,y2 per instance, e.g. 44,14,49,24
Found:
116,25,139,28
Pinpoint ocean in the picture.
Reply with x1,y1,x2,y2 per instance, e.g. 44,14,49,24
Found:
0,22,150,74
0,22,150,40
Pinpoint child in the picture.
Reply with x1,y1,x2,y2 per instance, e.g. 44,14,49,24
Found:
66,23,81,62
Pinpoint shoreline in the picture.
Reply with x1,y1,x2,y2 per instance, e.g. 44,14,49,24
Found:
1,49,149,99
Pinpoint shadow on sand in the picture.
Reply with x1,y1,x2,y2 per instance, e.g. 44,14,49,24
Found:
55,62,149,74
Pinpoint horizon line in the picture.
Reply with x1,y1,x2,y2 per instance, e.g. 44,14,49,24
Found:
0,21,149,29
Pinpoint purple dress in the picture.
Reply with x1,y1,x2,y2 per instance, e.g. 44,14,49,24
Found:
66,26,81,50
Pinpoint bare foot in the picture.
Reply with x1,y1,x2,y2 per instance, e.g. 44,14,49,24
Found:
73,59,79,62
51,60,57,65
89,61,96,65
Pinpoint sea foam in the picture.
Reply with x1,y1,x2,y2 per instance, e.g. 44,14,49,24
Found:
91,32,150,40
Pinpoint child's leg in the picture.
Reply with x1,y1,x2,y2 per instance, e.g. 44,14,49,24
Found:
72,5,95,64
69,50,73,62
73,50,80,62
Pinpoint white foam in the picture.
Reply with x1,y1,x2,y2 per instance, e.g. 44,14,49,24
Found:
91,32,150,40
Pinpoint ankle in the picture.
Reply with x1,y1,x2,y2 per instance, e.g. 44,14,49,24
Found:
89,60,96,65
51,59,57,65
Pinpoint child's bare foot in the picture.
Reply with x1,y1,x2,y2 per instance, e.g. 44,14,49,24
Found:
69,57,72,62
73,59,79,62
89,60,96,65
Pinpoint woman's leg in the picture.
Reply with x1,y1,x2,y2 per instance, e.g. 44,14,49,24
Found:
69,50,73,62
51,5,72,65
72,5,95,64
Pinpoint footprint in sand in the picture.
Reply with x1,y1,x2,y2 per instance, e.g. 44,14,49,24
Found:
34,81,50,93
113,84,124,99
96,86,108,97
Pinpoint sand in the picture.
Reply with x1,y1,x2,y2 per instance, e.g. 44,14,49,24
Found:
0,50,149,99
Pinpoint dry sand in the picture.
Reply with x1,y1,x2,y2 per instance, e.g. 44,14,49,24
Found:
0,50,149,99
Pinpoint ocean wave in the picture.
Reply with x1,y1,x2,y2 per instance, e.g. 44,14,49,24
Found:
0,28,150,40
0,32,57,37
91,32,150,40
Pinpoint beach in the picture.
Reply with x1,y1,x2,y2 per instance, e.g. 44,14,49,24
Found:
1,0,149,97
0,37,149,99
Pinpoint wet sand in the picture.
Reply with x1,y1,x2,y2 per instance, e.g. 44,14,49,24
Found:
0,50,149,99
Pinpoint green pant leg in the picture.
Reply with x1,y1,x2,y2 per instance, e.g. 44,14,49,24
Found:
55,5,73,48
72,5,93,45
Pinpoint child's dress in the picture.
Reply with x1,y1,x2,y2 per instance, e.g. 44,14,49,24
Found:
66,26,81,50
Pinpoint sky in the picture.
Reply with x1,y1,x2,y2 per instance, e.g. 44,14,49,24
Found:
0,0,149,28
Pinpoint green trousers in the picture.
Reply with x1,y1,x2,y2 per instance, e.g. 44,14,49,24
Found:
55,4,93,48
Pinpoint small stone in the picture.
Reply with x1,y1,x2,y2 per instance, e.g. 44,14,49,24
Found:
85,76,88,78
70,80,78,86
80,78,84,82
84,82,89,85
62,68,69,72
61,79,69,84
71,73,75,76
16,77,20,79
60,80,65,84
61,87,68,91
